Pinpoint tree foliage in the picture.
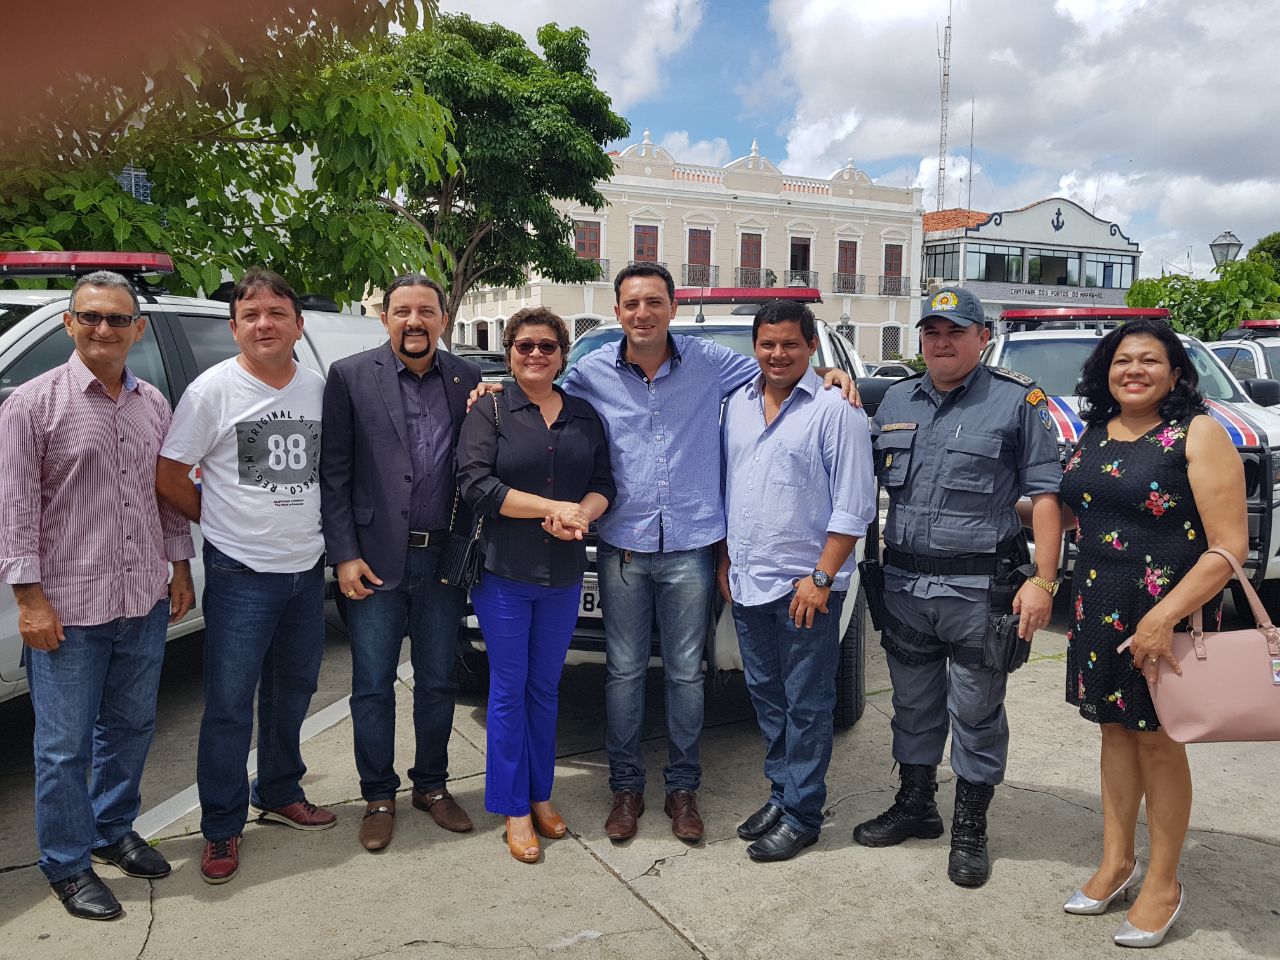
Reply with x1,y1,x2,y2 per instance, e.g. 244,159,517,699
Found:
1248,231,1280,269
0,2,456,303
1127,258,1280,339
392,15,630,323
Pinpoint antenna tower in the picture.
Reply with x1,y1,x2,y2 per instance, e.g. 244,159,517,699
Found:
936,2,952,212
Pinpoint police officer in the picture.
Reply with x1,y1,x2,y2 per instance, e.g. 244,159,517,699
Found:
853,286,1062,887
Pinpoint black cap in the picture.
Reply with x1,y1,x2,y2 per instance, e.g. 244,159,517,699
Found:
918,286,985,327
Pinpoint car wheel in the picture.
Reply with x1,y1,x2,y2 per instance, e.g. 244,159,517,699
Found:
455,645,490,695
833,585,868,729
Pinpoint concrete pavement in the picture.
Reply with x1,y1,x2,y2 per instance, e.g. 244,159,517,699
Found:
1,620,1277,960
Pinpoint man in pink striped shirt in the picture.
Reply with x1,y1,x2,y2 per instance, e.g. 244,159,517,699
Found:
0,271,194,921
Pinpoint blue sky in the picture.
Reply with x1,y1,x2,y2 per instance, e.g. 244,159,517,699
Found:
443,0,1279,278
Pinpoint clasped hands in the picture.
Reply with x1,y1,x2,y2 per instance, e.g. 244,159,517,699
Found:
542,502,590,541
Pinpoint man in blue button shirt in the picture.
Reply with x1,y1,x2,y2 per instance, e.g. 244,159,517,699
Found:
560,264,857,843
717,300,875,861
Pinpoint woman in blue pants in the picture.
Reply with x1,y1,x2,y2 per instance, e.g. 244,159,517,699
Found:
457,307,613,863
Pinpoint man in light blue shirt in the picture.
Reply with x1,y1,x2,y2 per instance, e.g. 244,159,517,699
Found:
561,264,856,843
717,299,875,861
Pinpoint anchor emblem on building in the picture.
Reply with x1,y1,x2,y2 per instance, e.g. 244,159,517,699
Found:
1051,207,1065,231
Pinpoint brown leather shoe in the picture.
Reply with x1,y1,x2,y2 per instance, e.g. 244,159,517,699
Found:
412,786,474,832
664,790,704,842
604,790,644,841
359,799,395,851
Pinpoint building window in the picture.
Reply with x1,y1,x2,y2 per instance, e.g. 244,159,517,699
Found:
1027,247,1081,286
883,243,903,277
964,242,1022,282
924,243,959,281
633,224,659,262
838,240,858,275
741,233,761,269
688,228,711,265
574,221,600,259
1084,252,1135,289
790,237,812,272
116,165,152,203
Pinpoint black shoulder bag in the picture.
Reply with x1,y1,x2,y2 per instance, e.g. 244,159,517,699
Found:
434,395,499,589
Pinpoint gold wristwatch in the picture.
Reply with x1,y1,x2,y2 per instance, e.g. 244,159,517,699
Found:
1027,575,1060,597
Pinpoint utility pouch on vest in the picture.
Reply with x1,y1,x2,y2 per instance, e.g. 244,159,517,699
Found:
858,558,887,632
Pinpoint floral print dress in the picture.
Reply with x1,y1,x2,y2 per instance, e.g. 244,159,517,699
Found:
1060,417,1221,730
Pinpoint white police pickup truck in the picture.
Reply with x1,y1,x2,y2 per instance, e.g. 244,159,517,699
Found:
981,308,1280,605
0,251,386,702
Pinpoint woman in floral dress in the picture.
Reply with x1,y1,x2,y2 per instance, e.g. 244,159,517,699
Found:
1059,319,1246,947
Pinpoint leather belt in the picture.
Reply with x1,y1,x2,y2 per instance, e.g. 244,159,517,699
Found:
883,537,1023,577
408,529,449,548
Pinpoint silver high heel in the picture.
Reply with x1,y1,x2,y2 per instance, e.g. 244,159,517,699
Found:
1063,862,1144,915
1113,884,1184,948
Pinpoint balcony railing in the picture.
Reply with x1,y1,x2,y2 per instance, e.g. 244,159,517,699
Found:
577,257,609,281
682,263,719,287
785,269,818,288
879,275,912,296
832,273,865,294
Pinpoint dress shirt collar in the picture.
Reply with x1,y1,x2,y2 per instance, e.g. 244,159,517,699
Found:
392,349,441,379
616,333,682,368
745,365,821,403
68,350,139,395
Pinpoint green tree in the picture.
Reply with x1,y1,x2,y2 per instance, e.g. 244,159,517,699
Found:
1247,231,1280,269
1127,259,1280,339
0,3,456,303
392,15,630,324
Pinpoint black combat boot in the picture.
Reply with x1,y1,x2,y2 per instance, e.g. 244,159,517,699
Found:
852,764,945,847
948,777,995,887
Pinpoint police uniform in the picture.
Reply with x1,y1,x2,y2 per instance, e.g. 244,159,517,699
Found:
853,286,1060,887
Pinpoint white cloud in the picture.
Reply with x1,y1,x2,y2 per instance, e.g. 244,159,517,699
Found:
438,0,704,110
765,0,1280,278
656,131,732,167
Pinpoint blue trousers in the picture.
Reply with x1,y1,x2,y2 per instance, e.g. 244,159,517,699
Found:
597,542,714,794
197,542,326,841
732,591,845,834
347,546,466,801
471,572,580,816
27,600,169,882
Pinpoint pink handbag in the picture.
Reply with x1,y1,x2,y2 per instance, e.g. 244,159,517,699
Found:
1120,547,1280,743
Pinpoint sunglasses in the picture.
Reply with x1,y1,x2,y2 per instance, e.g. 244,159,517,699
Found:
73,311,139,328
512,339,560,356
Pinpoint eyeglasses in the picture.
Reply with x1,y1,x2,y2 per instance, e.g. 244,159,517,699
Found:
73,311,139,328
512,340,560,356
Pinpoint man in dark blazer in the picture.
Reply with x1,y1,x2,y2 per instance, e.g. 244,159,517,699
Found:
321,274,482,852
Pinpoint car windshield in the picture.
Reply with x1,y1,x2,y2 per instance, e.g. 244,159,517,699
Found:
1263,344,1280,378
566,323,823,371
997,337,1246,402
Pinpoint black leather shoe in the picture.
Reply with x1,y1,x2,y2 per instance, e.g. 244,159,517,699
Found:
92,831,171,879
737,802,785,841
50,869,122,921
746,821,818,862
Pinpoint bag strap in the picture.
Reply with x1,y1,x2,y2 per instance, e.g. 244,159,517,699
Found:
445,392,502,535
1191,548,1279,655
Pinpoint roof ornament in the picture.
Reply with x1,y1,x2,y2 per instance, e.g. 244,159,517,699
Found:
642,128,653,144
750,138,760,157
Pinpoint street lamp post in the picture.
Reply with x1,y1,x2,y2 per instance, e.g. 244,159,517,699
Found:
1209,230,1243,272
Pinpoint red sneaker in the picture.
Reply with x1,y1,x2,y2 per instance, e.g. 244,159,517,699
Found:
200,837,239,884
251,799,337,831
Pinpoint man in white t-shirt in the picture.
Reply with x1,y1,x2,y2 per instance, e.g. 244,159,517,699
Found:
157,268,334,885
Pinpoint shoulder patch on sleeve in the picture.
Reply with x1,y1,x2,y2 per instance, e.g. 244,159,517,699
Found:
988,366,1034,387
1025,388,1046,406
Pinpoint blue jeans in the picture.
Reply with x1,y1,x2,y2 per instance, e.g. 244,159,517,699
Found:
732,591,845,835
197,542,326,841
471,572,580,816
597,541,713,794
347,546,466,800
27,599,169,882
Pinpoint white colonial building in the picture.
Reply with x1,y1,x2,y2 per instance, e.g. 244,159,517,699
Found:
921,198,1143,316
453,131,925,362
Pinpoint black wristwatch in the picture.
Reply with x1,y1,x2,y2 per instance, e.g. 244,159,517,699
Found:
811,568,833,589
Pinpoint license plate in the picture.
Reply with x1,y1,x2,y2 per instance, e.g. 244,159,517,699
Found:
580,576,602,618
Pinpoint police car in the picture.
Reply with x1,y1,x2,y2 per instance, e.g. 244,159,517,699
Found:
456,298,883,729
0,251,387,702
982,308,1280,602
